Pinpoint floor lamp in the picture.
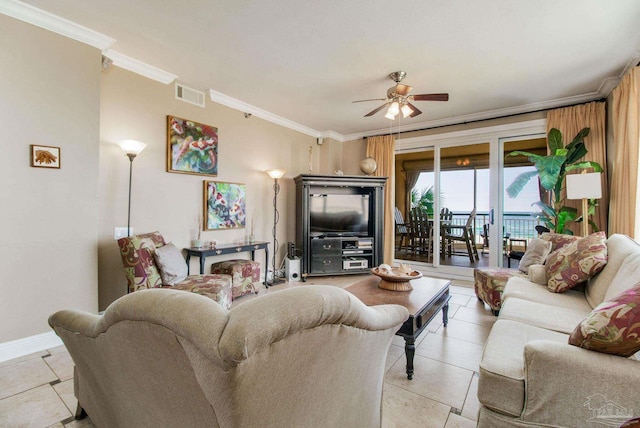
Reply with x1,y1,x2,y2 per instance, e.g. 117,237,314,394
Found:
266,169,286,285
566,172,602,237
118,140,147,237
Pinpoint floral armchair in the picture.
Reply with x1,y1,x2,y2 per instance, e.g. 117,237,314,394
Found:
117,231,232,309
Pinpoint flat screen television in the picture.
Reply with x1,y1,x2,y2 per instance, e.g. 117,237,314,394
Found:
309,193,370,237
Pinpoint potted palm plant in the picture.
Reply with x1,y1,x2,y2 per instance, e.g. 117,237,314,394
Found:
411,186,436,215
506,127,602,234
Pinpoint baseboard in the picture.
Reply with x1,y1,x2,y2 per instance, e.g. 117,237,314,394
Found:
0,331,63,363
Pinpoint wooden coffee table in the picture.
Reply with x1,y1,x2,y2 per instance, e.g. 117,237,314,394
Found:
346,275,451,380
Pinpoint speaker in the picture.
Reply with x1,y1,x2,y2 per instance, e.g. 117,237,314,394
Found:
285,257,301,281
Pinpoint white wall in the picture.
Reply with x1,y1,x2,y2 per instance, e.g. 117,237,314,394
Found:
0,15,100,344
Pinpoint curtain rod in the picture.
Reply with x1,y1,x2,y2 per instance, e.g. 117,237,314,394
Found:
362,98,606,139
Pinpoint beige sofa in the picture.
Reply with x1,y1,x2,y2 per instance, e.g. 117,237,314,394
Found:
478,234,640,427
49,286,408,428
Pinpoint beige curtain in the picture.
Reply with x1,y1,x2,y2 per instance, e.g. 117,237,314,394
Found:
404,169,421,214
546,101,607,235
367,135,395,264
609,67,640,238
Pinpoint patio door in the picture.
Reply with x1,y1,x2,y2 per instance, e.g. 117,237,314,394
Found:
395,119,547,280
395,141,491,274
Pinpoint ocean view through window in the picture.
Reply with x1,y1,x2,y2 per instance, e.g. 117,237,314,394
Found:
413,166,542,239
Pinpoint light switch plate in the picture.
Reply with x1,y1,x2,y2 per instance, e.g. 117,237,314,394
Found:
114,227,131,240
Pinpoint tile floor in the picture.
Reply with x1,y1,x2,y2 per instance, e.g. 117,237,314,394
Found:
0,274,494,427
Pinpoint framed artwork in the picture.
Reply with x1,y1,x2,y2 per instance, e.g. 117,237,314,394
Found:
30,145,60,169
203,181,246,230
167,115,218,176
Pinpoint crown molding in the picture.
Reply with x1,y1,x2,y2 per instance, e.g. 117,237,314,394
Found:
317,130,345,141
0,0,115,49
208,89,322,138
103,49,177,85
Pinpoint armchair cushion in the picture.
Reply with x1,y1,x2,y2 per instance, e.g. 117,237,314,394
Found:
545,231,608,293
569,283,640,357
154,242,188,285
118,231,166,292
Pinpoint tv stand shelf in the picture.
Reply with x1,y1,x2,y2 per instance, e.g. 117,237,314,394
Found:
294,174,386,280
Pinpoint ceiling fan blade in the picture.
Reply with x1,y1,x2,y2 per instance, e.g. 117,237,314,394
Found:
364,104,388,117
352,98,387,103
407,103,422,117
412,93,449,102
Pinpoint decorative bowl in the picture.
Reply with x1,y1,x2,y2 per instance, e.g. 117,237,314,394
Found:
370,267,422,291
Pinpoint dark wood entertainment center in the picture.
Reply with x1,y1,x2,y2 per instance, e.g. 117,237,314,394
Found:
294,174,386,280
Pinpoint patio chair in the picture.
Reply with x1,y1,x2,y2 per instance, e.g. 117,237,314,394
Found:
408,207,432,260
439,207,454,256
394,207,409,251
481,223,490,255
442,209,479,263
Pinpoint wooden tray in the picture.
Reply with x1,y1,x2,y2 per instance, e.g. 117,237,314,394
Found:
370,267,422,291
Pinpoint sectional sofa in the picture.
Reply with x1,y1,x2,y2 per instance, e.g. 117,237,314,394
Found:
477,233,640,427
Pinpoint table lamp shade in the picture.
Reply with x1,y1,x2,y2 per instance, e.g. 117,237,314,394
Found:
566,173,602,200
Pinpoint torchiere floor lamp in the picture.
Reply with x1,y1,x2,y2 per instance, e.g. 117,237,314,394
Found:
118,140,147,238
266,169,286,285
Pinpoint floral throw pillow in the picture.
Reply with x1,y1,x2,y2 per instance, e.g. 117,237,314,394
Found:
569,283,640,357
545,231,607,293
539,232,580,252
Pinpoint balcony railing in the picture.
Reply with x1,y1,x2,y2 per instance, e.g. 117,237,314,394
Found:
448,211,543,245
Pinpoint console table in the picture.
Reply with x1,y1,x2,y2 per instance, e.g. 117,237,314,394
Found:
184,241,269,286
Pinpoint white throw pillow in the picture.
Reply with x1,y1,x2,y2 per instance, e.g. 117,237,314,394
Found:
518,238,553,274
154,242,188,285
528,264,547,285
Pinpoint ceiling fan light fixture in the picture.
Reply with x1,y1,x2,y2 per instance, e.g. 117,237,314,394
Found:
387,101,400,116
401,103,413,118
384,110,397,120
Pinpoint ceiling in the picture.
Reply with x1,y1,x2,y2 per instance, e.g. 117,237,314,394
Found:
11,0,640,140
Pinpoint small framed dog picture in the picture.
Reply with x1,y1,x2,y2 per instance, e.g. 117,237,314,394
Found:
31,145,61,169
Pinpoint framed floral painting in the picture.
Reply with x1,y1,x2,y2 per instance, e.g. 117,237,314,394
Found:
203,181,246,230
167,115,218,176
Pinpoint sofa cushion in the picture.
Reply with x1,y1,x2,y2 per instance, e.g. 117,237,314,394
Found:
586,234,640,308
154,242,188,285
539,232,580,252
499,297,591,334
517,238,552,274
545,232,607,293
502,276,594,312
569,283,640,357
478,319,569,417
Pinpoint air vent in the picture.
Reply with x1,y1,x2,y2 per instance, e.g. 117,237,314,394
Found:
175,83,205,107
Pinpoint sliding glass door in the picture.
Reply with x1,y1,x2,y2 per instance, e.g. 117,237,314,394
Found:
394,119,547,279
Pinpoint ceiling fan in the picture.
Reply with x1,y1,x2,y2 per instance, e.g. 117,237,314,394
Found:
353,71,449,119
